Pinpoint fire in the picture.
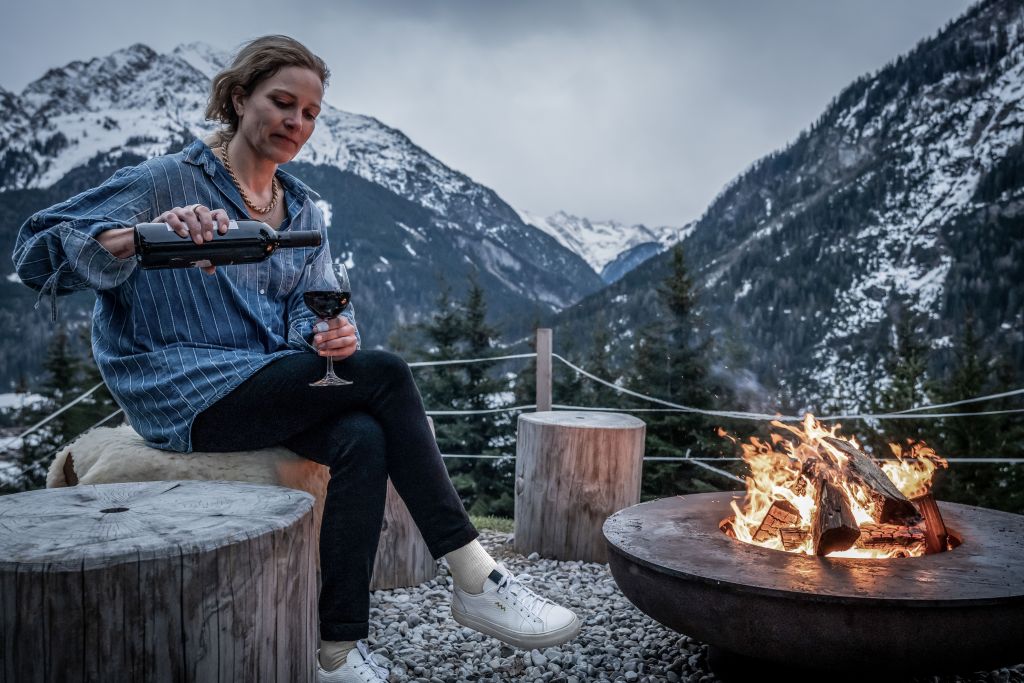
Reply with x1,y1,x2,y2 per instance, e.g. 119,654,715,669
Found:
881,441,947,500
723,414,948,559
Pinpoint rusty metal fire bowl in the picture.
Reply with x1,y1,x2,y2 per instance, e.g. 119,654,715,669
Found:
603,492,1024,676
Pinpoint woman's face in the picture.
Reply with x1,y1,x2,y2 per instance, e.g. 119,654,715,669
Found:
232,66,324,164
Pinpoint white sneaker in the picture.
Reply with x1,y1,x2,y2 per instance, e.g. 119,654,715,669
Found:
451,564,582,650
317,641,389,682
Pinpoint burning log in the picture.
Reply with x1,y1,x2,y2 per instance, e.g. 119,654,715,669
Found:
792,457,821,497
911,493,949,554
822,437,920,523
753,500,802,543
812,479,860,556
779,527,809,551
855,523,927,557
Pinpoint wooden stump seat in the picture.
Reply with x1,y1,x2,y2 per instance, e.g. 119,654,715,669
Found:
0,481,317,682
47,424,437,590
515,411,645,563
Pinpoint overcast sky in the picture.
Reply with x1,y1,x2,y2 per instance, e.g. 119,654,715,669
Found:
2,0,976,226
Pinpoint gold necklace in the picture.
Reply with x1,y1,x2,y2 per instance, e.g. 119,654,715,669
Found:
220,144,280,215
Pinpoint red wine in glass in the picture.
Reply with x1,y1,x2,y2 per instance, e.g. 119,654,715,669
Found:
306,261,354,386
303,291,351,318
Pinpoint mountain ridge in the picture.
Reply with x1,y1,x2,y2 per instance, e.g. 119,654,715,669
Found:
551,0,1024,412
0,41,606,387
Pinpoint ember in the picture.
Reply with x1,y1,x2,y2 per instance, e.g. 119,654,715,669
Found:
721,414,950,558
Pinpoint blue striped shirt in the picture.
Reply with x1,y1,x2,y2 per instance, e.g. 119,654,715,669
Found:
13,139,358,452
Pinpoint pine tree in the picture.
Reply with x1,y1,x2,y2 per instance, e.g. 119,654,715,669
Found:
628,246,730,497
4,324,119,493
398,275,513,516
938,314,992,457
934,326,1024,514
454,275,513,516
874,299,931,447
578,315,622,408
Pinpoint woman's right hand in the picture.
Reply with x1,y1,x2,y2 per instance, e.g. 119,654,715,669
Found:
156,204,231,245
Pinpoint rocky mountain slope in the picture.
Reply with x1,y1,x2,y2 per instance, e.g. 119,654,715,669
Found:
553,0,1024,412
0,42,604,386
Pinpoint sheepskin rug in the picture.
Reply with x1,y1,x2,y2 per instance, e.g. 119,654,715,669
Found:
45,425,438,589
47,425,329,553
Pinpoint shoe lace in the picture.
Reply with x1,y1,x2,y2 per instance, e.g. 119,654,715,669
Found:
495,571,555,621
356,641,389,680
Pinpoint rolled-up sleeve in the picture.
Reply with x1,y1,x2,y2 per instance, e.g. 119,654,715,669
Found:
12,165,153,296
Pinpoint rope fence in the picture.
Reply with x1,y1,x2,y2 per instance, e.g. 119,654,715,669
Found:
3,329,1023,487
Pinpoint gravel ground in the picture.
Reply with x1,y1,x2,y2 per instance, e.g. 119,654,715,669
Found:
362,530,1024,683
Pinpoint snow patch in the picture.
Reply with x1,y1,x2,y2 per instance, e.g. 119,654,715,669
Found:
314,199,333,228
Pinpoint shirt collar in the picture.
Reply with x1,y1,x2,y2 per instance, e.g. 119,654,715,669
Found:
182,138,318,204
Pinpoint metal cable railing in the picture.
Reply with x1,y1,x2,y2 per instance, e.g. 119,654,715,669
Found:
4,339,1023,488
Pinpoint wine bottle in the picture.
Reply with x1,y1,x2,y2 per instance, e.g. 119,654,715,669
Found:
134,220,321,269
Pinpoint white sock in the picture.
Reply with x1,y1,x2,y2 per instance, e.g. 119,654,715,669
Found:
319,639,356,671
444,539,498,594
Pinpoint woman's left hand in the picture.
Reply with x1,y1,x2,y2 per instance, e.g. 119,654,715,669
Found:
313,317,358,360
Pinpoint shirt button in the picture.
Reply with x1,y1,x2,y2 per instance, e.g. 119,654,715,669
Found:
259,289,266,294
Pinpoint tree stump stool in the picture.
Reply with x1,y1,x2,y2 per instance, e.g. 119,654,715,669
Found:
515,411,645,563
46,424,438,590
0,481,316,682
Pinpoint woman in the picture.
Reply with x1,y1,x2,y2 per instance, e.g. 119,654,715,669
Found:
13,35,580,682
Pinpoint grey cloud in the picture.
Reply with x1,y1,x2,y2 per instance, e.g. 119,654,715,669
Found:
1,0,977,225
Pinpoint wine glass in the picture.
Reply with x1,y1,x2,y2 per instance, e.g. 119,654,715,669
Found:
304,260,353,387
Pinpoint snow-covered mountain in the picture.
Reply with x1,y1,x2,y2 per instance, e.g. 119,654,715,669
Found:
517,209,693,282
555,0,1024,411
2,42,564,239
0,42,604,386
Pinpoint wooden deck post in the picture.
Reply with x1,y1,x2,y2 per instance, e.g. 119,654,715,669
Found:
515,411,645,563
536,328,552,411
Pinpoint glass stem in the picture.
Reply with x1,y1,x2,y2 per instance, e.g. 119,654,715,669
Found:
325,356,339,380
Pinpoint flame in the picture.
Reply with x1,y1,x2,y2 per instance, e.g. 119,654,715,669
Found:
881,441,948,499
723,414,944,559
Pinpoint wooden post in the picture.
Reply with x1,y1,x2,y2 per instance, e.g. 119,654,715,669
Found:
536,328,552,412
0,481,317,682
515,411,645,562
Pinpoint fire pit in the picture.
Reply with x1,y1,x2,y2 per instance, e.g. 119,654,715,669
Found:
604,492,1024,677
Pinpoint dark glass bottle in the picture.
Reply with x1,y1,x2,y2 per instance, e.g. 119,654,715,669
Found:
134,220,321,269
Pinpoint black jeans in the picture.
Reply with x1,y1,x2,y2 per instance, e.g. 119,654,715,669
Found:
191,350,478,641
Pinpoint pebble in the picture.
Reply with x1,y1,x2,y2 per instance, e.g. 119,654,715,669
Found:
355,530,1021,683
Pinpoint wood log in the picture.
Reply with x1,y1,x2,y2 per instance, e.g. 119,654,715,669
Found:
49,424,439,590
812,479,861,556
855,523,927,557
516,411,645,563
0,481,317,682
779,527,810,552
822,437,920,523
792,457,822,497
49,426,331,567
911,493,949,555
753,500,802,543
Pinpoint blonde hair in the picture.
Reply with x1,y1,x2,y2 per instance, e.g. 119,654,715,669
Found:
206,35,329,145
